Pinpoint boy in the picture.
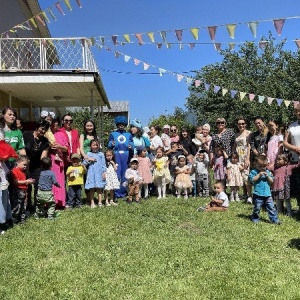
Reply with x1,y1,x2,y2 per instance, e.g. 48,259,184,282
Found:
195,150,209,197
10,155,35,224
35,157,60,220
197,181,229,212
124,158,143,203
249,155,280,224
66,153,86,208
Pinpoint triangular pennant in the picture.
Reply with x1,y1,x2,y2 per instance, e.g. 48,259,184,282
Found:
64,0,72,11
42,12,50,23
190,28,199,40
273,19,285,36
157,43,162,49
276,98,283,106
226,24,236,39
295,39,300,49
214,85,221,94
135,33,143,45
267,97,274,105
214,43,221,51
293,101,300,108
123,34,130,43
114,51,120,58
249,93,255,101
124,55,131,63
166,43,172,49
143,63,150,70
100,37,105,45
259,41,267,49
179,43,183,50
134,58,140,65
76,0,82,8
189,43,195,49
186,77,193,85
147,32,155,43
258,95,265,103
230,90,237,98
284,100,291,107
48,39,55,47
159,68,167,77
204,83,210,91
55,2,65,15
112,36,118,45
175,29,183,41
29,18,37,28
90,37,95,46
121,42,125,46
208,26,217,41
229,42,235,50
248,22,258,38
35,15,46,26
177,74,184,82
195,80,201,87
239,92,246,101
160,31,167,43
48,7,57,21
71,39,76,46
222,88,228,96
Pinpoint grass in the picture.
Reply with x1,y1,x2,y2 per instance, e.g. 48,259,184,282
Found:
1,196,300,300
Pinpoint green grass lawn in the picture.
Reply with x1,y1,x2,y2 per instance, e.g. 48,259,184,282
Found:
1,197,300,300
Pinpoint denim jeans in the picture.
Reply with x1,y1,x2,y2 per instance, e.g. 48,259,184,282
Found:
252,194,279,223
67,185,82,207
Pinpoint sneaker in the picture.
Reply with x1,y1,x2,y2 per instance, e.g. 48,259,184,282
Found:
157,196,162,200
0,230,5,235
247,197,253,204
110,201,118,206
177,195,181,199
105,201,111,207
65,205,72,209
197,205,207,212
184,195,188,200
0,182,9,190
91,203,96,208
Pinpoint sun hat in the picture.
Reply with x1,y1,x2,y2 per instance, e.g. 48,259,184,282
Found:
163,124,170,129
130,119,143,129
130,158,139,163
71,153,81,160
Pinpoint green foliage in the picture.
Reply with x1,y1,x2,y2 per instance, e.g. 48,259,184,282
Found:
186,33,296,132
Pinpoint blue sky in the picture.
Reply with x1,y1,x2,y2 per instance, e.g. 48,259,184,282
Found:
38,0,300,126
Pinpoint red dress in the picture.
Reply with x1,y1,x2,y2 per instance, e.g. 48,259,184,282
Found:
0,140,18,160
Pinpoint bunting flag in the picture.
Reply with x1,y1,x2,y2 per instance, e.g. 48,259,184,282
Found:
112,36,118,45
294,101,300,108
160,31,167,43
195,80,201,87
166,43,172,49
124,55,130,62
190,28,199,40
273,19,285,36
48,7,57,21
277,98,283,106
35,15,46,26
214,85,221,94
177,74,184,82
135,33,143,45
175,29,183,41
114,51,120,58
55,2,65,15
208,26,217,41
123,34,130,43
222,88,228,96
157,43,162,49
226,24,236,39
214,43,221,51
239,92,246,100
189,43,195,49
259,41,267,49
230,90,237,98
134,58,140,65
248,22,258,38
284,100,291,107
64,0,72,11
159,68,167,76
29,18,37,28
147,32,155,42
249,94,255,101
295,40,300,49
267,97,274,104
76,0,82,8
229,42,235,50
42,12,50,23
258,95,265,103
204,83,210,91
143,63,150,70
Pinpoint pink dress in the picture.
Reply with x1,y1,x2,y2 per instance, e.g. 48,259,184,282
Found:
273,165,292,200
138,156,153,184
51,131,69,207
267,134,283,171
213,156,226,181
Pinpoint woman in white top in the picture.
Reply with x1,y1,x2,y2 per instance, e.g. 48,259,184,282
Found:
149,125,163,161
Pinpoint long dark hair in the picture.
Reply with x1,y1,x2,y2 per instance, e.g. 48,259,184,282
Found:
0,106,17,130
83,119,97,139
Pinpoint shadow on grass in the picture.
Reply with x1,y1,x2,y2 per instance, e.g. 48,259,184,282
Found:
236,213,273,224
288,239,300,250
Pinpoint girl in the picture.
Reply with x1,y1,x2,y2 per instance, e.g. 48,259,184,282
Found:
192,125,203,152
83,139,106,208
174,155,192,199
80,120,98,160
227,152,244,202
137,146,152,199
104,150,119,206
211,145,228,187
273,153,292,217
186,154,197,197
152,147,171,199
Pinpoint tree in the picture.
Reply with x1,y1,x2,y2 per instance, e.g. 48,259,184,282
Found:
186,33,296,132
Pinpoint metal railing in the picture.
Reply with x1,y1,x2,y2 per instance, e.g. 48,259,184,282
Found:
0,38,99,72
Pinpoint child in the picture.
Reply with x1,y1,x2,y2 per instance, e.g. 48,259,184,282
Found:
249,155,280,224
35,157,60,219
187,154,197,197
211,145,228,187
0,128,18,190
153,146,171,199
273,153,292,216
124,158,143,203
137,146,152,199
66,153,86,208
104,150,119,206
198,181,229,212
195,150,210,197
174,155,192,199
83,139,106,208
192,125,203,151
10,155,35,224
227,152,244,202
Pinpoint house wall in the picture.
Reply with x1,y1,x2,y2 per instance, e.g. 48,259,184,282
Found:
0,90,29,111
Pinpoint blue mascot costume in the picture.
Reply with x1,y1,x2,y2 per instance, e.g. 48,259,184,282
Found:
108,116,134,199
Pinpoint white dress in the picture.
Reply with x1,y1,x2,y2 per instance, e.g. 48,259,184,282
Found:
104,162,120,190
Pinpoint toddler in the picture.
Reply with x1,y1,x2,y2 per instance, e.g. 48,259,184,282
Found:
152,146,171,199
10,155,35,224
192,125,203,151
137,146,152,199
249,155,280,224
104,150,119,206
211,145,228,187
227,152,244,202
66,153,86,208
174,155,192,199
186,154,197,197
124,158,143,203
35,157,60,219
195,150,209,197
197,181,229,212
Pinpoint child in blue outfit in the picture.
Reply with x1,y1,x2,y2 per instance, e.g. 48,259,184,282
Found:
248,155,280,224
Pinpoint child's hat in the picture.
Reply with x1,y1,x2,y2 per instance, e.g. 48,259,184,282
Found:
177,155,186,159
163,124,170,129
71,153,81,160
130,119,143,129
130,158,139,164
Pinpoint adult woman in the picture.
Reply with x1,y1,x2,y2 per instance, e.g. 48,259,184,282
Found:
209,117,235,163
49,118,69,208
179,128,196,155
170,125,180,143
129,119,150,157
80,120,98,160
249,117,268,166
233,117,252,203
23,120,50,210
149,125,163,160
266,119,283,171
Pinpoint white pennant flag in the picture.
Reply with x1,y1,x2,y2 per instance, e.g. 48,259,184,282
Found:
124,55,131,63
143,63,150,70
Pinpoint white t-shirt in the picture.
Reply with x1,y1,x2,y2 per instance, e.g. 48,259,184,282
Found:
287,121,300,162
216,191,229,208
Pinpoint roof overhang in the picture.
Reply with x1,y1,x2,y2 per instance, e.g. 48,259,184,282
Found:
0,71,110,108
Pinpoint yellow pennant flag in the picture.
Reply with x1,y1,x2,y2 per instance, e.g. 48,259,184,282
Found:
64,0,72,11
190,28,199,40
222,88,228,96
123,34,130,43
29,18,37,28
147,32,155,43
284,100,291,107
226,24,236,39
239,92,246,101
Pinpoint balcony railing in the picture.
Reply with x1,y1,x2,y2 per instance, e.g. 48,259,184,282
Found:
0,38,99,72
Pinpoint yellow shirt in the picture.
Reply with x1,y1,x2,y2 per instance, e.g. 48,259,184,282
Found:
66,165,86,186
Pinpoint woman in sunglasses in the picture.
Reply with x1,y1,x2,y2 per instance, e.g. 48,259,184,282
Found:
170,125,180,143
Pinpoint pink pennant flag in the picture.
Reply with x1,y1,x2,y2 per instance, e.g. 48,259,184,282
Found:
273,19,285,36
134,59,140,66
76,0,82,8
157,43,162,49
35,15,46,26
295,39,300,49
175,30,183,41
249,93,255,101
189,43,195,49
259,41,267,50
267,97,274,105
214,86,221,94
143,63,150,70
195,80,201,87
214,43,221,51
293,101,300,108
55,2,65,15
208,26,217,41
177,74,184,82
111,36,118,45
135,33,143,45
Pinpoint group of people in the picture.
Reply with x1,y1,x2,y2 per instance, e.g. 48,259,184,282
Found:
1,103,300,233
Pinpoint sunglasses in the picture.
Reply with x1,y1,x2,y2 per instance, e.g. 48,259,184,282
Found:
216,121,225,125
64,119,73,123
170,129,177,132
237,122,245,125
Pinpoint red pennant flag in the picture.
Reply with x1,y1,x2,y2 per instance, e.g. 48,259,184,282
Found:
135,33,143,45
273,19,285,36
55,2,65,15
76,0,82,8
112,36,118,45
208,26,217,41
175,30,183,41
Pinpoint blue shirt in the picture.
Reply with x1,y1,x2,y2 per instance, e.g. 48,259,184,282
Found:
248,169,273,197
38,170,59,191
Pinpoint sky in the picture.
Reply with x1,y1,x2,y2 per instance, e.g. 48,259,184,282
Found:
36,0,300,126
